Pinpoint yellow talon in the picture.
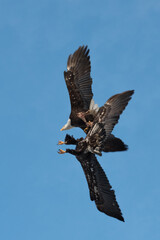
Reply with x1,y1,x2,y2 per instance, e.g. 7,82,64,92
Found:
58,149,66,154
58,141,65,145
84,127,88,133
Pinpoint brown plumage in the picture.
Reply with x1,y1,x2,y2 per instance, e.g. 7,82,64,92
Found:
59,45,134,221
62,134,128,153
58,137,125,221
58,90,134,221
61,46,97,131
86,90,134,155
59,90,134,156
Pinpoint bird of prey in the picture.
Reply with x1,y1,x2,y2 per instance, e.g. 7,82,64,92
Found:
58,90,134,221
61,46,134,134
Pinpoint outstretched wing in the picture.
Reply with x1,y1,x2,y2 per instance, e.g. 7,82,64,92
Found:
86,90,134,152
64,46,93,113
77,152,124,221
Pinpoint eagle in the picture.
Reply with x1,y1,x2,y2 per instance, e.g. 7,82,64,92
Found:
61,45,98,131
61,45,133,133
58,89,134,221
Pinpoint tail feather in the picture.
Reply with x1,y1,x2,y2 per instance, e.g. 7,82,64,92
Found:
103,134,128,153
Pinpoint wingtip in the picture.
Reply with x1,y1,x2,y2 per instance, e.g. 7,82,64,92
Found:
118,215,125,222
128,89,135,96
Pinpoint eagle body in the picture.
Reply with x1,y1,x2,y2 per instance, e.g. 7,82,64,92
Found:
64,134,128,154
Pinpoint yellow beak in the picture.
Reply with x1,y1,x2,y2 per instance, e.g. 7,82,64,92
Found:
60,126,65,131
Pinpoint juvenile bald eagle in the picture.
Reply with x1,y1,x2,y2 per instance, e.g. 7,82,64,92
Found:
58,124,126,221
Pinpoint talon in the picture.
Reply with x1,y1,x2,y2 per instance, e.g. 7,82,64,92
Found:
58,141,65,145
58,149,66,154
84,127,88,133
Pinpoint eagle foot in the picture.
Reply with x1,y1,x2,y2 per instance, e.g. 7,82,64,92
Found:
58,141,65,145
84,127,88,133
58,149,66,154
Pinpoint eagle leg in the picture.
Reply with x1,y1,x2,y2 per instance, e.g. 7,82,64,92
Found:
58,149,66,154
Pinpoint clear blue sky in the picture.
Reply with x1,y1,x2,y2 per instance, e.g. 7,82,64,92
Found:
0,0,160,239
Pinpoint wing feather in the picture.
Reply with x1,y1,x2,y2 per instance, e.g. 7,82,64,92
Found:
103,90,134,138
77,153,124,221
86,90,134,152
64,46,93,112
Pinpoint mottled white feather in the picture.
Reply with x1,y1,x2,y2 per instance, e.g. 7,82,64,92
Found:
89,98,99,112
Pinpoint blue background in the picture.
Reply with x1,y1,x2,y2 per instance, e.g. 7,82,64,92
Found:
0,0,160,239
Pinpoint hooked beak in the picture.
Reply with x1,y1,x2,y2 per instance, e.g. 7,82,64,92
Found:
60,119,73,131
60,126,65,131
